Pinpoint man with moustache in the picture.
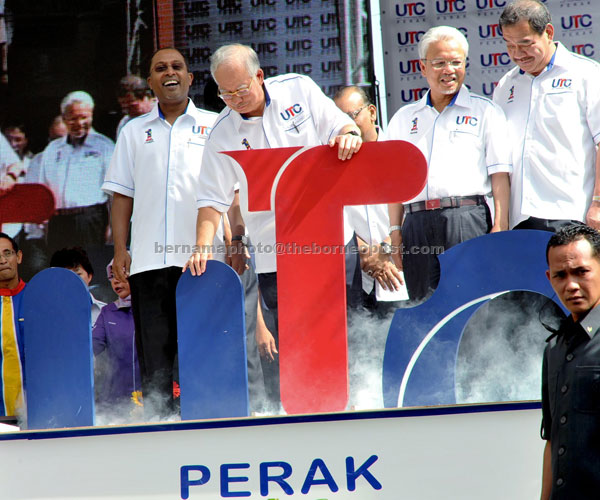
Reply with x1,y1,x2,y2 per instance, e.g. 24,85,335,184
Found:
542,224,600,499
0,232,25,417
185,43,362,409
387,26,511,302
38,91,114,254
494,0,600,231
103,47,220,417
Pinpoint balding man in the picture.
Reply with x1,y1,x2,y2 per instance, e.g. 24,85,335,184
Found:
334,86,405,314
494,0,600,231
38,91,114,254
185,43,362,409
103,48,220,418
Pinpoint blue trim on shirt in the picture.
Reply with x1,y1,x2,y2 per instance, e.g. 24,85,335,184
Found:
103,181,134,193
211,109,234,135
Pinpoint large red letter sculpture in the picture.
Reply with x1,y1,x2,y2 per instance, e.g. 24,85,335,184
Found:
225,141,427,414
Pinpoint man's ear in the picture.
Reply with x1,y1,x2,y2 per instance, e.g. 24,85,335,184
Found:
16,250,22,265
545,269,551,282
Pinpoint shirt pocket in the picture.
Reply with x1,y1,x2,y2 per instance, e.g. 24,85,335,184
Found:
573,366,600,414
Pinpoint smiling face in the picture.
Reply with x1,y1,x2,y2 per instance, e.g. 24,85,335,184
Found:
546,238,600,322
502,20,555,77
0,237,21,289
147,49,193,106
4,127,28,157
63,102,93,141
420,39,466,109
213,60,265,118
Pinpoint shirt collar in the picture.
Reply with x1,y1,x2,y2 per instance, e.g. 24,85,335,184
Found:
0,279,25,296
578,303,600,338
422,85,468,110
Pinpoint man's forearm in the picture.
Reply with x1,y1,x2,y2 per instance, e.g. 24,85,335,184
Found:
111,193,133,251
196,206,222,248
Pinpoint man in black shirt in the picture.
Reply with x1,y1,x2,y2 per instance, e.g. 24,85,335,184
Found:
542,224,600,499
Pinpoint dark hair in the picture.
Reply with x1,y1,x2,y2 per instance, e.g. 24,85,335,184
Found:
499,0,552,35
2,121,28,137
333,85,372,106
50,247,94,276
546,224,600,264
0,232,19,253
149,47,189,75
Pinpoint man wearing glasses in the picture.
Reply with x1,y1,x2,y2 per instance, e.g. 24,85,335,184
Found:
387,26,511,302
185,43,362,410
334,85,405,314
0,232,25,417
494,0,600,232
103,47,222,418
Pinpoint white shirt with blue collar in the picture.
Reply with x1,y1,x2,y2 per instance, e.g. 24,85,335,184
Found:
386,85,512,205
39,129,114,210
103,100,221,276
493,42,600,228
196,73,354,274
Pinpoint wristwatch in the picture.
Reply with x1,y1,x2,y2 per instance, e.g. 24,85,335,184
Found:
380,242,393,255
231,235,249,246
345,130,360,137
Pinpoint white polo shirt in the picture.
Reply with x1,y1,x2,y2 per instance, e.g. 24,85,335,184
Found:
39,130,114,209
386,86,512,204
197,73,354,274
493,42,600,227
103,100,220,276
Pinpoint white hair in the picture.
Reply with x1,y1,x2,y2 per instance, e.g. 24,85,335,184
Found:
60,91,95,115
210,44,260,81
418,26,469,60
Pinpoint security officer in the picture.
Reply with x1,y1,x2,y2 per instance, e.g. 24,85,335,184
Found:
542,224,600,499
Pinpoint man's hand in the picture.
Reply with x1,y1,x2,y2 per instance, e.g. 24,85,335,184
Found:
586,201,600,229
228,241,250,275
360,246,404,290
183,247,212,276
329,132,362,161
112,247,132,282
256,319,278,362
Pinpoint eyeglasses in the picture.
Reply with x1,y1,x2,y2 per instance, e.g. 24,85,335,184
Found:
423,59,465,70
218,78,254,101
0,249,16,259
347,104,368,120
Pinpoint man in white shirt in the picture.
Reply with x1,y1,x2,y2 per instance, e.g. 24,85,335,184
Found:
103,48,219,418
494,0,600,231
387,26,511,302
334,85,405,314
185,43,362,408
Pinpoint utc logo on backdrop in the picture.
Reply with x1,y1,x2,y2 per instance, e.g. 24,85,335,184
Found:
561,14,592,31
435,0,466,14
395,2,426,18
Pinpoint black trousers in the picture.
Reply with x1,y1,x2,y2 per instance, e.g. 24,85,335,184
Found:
513,216,582,233
47,203,108,254
402,204,491,302
129,266,181,418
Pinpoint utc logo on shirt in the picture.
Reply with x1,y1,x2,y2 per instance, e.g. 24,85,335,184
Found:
192,125,211,137
410,118,418,134
280,104,303,121
552,78,572,89
456,116,478,126
145,129,154,143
